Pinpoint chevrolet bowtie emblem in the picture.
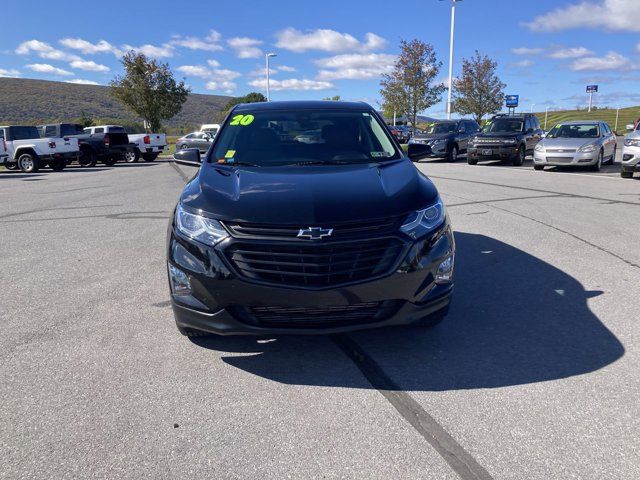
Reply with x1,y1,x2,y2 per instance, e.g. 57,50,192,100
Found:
297,227,333,240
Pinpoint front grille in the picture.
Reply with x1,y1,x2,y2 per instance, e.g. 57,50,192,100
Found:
224,216,404,240
475,138,513,145
224,238,404,288
546,149,576,153
546,157,574,163
233,301,400,328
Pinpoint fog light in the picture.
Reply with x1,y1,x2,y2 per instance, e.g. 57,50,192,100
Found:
435,254,454,284
168,263,191,295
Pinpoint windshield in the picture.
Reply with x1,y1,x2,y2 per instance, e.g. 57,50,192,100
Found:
210,109,401,166
547,124,600,139
483,118,523,134
427,122,456,134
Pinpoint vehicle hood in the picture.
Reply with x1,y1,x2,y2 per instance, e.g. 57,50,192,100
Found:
625,130,640,140
414,133,454,141
541,138,597,149
180,159,438,224
474,132,520,139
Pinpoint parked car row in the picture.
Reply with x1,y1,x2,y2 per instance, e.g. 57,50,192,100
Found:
407,113,634,177
1,123,167,173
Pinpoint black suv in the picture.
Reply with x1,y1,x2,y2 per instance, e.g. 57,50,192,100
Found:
409,119,480,162
168,101,454,336
467,114,543,166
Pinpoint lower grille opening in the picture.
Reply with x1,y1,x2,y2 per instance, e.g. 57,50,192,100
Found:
232,301,401,329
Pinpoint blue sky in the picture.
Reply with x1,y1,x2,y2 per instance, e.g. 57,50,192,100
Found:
2,0,640,117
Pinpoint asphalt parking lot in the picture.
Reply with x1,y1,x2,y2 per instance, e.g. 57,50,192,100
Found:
1,157,639,479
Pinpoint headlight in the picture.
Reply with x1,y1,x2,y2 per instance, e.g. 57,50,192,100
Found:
534,143,545,152
401,197,446,239
624,138,640,147
579,143,597,153
503,138,517,145
175,203,228,246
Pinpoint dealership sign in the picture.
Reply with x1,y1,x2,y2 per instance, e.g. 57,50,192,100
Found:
505,95,519,108
586,85,598,93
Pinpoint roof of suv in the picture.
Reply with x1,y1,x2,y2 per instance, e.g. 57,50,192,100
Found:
233,100,372,112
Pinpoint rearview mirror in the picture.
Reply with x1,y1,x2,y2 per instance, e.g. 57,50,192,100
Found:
173,148,202,167
407,143,431,161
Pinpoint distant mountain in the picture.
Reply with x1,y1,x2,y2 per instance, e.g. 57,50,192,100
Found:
0,77,232,132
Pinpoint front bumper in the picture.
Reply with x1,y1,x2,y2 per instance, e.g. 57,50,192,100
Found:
533,150,598,166
468,145,518,160
410,141,448,157
621,145,640,171
167,222,455,335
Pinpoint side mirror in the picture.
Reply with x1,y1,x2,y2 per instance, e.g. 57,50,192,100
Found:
173,148,202,167
407,143,431,161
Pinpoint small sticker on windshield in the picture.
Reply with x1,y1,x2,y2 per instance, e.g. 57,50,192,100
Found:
229,114,255,126
225,150,236,158
371,151,391,158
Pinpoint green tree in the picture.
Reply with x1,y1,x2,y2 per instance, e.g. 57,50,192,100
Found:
79,111,94,128
380,39,446,128
221,92,267,119
452,51,506,124
322,95,341,101
110,51,190,132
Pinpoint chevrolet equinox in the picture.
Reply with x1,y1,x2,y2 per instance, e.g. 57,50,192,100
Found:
168,101,454,336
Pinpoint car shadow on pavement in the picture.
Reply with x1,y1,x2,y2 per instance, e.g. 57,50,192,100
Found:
191,232,625,391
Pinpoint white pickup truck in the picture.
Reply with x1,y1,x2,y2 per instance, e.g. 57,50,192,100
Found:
1,125,80,173
84,125,167,162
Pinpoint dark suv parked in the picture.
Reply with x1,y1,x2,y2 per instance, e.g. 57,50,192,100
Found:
409,119,480,162
168,101,455,336
467,114,543,166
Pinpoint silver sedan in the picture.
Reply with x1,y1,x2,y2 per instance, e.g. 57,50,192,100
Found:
533,121,617,171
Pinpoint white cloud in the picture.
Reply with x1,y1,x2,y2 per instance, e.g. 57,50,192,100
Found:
0,68,20,77
513,59,535,68
121,43,174,58
26,63,73,76
16,40,80,61
570,51,633,71
549,47,594,59
511,47,544,55
315,53,396,80
65,79,99,85
59,38,121,56
70,59,109,72
207,59,221,68
249,77,334,91
275,28,386,53
177,65,211,78
527,0,640,32
205,80,236,94
227,37,263,59
170,30,223,52
277,65,296,72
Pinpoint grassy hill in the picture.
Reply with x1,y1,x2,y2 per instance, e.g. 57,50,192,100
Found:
0,77,232,134
532,106,640,134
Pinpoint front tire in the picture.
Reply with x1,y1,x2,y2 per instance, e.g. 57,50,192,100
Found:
18,153,40,173
448,144,458,162
608,146,616,165
590,150,603,171
124,149,140,163
620,171,633,178
102,157,117,166
142,153,158,162
78,148,97,167
467,156,478,165
5,162,18,171
513,146,525,166
533,164,544,171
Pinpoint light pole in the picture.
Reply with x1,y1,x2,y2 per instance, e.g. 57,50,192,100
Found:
444,0,461,120
544,106,550,130
265,52,277,101
615,107,620,132
530,103,535,113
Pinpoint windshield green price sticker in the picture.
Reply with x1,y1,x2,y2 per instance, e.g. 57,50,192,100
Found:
230,114,255,126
